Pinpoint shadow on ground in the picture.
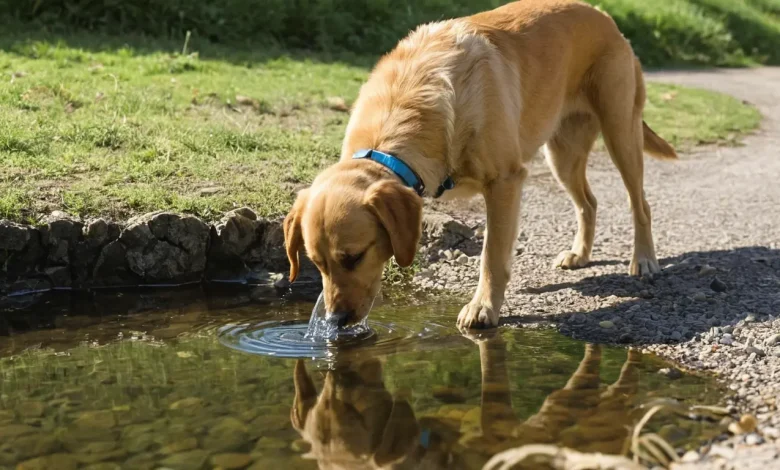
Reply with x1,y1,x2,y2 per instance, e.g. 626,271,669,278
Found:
503,246,780,345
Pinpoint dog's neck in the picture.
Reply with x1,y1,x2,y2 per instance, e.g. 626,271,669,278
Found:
341,138,449,199
339,34,461,198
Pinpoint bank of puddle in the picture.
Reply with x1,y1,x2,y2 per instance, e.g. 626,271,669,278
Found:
0,287,727,469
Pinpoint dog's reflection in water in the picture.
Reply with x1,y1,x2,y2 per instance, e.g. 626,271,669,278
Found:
291,335,642,469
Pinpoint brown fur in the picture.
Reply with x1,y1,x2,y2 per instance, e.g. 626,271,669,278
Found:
284,0,677,328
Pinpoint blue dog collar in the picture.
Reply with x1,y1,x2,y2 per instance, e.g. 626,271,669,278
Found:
352,149,454,198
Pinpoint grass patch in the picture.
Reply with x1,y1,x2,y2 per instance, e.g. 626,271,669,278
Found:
4,0,780,67
0,35,760,224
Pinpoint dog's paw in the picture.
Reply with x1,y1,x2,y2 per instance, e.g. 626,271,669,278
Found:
554,250,590,270
629,254,660,276
457,301,499,330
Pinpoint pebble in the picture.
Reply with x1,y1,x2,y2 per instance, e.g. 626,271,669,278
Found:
17,454,79,470
670,330,683,341
211,453,253,469
16,401,45,418
456,254,469,265
745,433,764,446
658,367,683,379
710,277,728,292
693,292,707,302
698,264,717,277
160,450,209,470
599,320,615,329
746,345,766,357
720,336,734,346
765,334,780,346
681,450,700,462
169,397,205,410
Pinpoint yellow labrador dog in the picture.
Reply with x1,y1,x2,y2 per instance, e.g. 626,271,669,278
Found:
283,0,677,329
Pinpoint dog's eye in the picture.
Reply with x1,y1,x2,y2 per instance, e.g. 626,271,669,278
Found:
341,251,366,271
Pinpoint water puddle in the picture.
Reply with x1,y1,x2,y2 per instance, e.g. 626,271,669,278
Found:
0,288,727,469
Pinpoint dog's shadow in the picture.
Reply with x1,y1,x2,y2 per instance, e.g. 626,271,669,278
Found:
507,246,780,344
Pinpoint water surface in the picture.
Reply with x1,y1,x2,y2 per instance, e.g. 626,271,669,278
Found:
0,288,726,469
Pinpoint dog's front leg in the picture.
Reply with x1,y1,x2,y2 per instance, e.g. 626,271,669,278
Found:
458,170,527,329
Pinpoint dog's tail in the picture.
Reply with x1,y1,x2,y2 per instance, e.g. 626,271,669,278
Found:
642,120,678,160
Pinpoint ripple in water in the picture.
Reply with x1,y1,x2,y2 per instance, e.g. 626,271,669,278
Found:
218,294,460,361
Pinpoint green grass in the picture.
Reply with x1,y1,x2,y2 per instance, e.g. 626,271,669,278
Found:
5,0,780,67
0,35,760,224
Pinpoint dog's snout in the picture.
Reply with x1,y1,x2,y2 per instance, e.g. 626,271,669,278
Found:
329,311,352,328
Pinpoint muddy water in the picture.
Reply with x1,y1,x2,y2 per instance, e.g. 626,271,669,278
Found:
0,288,726,470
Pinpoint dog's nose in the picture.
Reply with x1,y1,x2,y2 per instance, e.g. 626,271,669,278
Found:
329,311,351,328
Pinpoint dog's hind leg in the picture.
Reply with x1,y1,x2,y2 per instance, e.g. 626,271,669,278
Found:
545,113,601,270
593,52,660,276
457,168,527,329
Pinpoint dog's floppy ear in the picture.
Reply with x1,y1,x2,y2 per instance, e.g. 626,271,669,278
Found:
364,180,422,267
283,189,310,283
373,399,420,467
291,359,317,432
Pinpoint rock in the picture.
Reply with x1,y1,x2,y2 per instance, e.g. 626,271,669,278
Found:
169,397,206,410
122,452,156,470
253,436,287,451
92,240,139,286
206,209,259,280
746,345,766,357
73,410,116,430
745,433,764,446
658,367,683,379
599,320,615,329
83,463,122,470
728,414,758,435
160,450,209,470
17,454,79,470
17,401,45,418
710,277,728,292
0,221,45,290
161,437,198,454
670,331,682,341
456,254,469,265
0,424,37,439
42,211,84,265
203,417,249,452
680,450,700,463
698,265,717,277
0,219,32,251
692,292,707,302
70,219,121,284
765,334,780,346
211,453,253,469
1,434,60,460
245,218,293,272
122,212,210,284
720,335,734,346
44,266,71,288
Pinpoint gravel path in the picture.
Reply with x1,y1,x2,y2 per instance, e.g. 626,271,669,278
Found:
420,67,780,468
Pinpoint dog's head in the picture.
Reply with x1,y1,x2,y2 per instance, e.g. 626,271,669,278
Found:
291,359,421,470
284,160,423,326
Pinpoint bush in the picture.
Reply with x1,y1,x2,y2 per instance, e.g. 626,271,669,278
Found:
2,0,780,66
